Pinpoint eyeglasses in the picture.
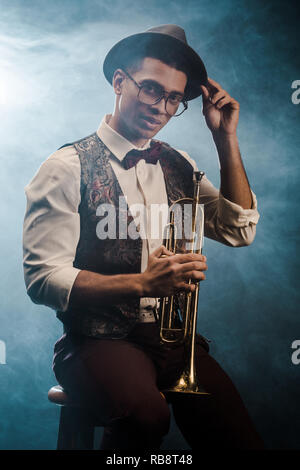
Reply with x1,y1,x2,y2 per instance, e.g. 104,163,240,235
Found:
123,70,188,117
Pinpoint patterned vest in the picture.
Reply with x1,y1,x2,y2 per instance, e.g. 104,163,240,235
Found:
56,132,194,338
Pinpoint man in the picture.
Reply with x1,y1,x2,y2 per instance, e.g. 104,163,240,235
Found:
23,25,263,449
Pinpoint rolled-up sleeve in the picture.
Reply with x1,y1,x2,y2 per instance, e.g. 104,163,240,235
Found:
177,149,260,247
202,180,259,246
23,147,82,312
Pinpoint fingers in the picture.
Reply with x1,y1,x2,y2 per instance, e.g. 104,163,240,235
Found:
213,96,231,109
177,266,206,293
210,90,227,105
176,278,204,293
200,85,215,112
200,84,210,100
207,77,223,91
149,247,207,295
173,252,207,264
204,78,236,108
180,260,207,274
176,282,197,293
170,256,208,284
151,246,207,263
210,92,239,110
151,245,174,258
182,270,206,281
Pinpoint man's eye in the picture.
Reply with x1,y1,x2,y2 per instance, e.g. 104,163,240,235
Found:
144,85,154,92
142,84,160,95
168,94,182,104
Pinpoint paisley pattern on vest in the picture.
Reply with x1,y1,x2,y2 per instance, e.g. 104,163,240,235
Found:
56,132,194,338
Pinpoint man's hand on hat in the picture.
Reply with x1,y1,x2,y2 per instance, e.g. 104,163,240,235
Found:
200,78,239,138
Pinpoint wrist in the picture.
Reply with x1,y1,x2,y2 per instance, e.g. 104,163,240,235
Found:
135,272,149,298
212,129,238,145
213,131,240,168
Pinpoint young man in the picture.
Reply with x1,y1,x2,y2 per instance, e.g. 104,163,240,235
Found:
23,25,263,449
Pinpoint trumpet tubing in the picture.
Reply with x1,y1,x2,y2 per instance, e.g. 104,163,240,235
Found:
158,171,210,395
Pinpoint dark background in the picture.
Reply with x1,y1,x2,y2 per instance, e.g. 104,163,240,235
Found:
0,0,299,449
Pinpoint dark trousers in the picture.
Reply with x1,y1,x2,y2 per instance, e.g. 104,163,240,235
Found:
52,322,264,450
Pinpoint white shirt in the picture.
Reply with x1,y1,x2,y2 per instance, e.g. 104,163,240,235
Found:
23,114,260,320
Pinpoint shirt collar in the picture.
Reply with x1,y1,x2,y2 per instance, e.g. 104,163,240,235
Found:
96,114,151,162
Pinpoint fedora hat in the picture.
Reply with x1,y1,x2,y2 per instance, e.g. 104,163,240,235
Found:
103,24,207,101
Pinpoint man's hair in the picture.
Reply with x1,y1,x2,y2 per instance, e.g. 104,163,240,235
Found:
117,42,190,90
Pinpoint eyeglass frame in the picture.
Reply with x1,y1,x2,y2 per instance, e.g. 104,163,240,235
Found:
122,69,188,117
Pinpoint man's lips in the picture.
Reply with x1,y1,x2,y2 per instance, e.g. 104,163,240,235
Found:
140,115,161,127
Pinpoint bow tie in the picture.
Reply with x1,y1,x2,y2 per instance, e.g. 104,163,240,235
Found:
122,142,162,170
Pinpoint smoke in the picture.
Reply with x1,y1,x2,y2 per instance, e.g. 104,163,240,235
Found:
0,0,299,450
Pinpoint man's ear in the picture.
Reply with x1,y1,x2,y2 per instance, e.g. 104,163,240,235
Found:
112,69,126,95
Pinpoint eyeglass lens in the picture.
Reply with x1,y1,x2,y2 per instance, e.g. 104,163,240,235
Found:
139,84,186,116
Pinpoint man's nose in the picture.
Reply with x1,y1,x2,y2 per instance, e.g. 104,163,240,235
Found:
149,97,167,114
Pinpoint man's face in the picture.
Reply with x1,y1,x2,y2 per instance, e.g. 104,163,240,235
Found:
114,57,188,145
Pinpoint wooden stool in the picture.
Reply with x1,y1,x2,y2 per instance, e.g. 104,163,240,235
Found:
48,385,106,450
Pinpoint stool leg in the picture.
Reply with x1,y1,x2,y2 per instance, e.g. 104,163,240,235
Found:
57,406,95,450
57,407,77,449
78,424,95,450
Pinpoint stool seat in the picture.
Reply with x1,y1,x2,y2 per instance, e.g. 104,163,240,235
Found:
48,384,106,449
48,385,78,406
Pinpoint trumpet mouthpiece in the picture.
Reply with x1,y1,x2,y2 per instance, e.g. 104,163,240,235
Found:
193,171,205,182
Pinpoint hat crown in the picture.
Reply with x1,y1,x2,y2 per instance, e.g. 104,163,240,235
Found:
103,24,207,101
146,24,187,45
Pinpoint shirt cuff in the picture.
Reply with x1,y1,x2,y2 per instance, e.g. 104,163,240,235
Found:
218,190,260,227
41,266,81,312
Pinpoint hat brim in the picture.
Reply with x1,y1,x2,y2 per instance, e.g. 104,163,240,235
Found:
103,31,207,101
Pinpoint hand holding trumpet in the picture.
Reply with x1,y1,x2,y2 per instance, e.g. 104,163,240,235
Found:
141,245,207,298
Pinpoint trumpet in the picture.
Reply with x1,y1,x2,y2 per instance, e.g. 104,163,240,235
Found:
158,171,210,395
